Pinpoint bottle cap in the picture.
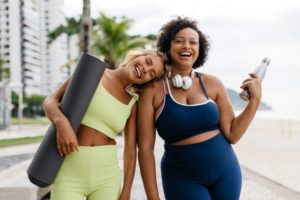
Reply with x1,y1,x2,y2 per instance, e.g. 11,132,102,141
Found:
262,58,271,66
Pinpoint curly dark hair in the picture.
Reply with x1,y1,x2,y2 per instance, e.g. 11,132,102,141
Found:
156,16,210,68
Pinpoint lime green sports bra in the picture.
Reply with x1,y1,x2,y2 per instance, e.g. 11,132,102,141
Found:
81,82,138,139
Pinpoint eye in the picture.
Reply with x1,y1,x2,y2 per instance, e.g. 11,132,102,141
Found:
190,40,199,45
173,38,183,43
146,57,152,65
150,70,156,78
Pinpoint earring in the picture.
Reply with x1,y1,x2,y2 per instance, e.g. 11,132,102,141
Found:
168,70,195,90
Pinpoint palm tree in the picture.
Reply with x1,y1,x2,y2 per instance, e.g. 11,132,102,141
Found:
47,17,81,75
81,0,92,52
91,12,150,69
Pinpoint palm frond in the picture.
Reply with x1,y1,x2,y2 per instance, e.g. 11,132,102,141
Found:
91,13,153,69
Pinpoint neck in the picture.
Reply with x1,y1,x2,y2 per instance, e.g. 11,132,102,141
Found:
108,68,131,90
169,66,194,77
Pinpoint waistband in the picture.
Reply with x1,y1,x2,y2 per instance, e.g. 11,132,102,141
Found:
163,132,232,164
164,132,228,151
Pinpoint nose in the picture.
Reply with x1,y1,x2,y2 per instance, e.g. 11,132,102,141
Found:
143,65,152,73
182,41,191,49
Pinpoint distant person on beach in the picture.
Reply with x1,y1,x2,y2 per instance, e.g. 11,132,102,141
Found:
43,49,165,200
137,17,262,200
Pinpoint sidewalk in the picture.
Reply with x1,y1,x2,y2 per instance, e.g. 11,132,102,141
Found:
0,124,49,140
0,124,300,200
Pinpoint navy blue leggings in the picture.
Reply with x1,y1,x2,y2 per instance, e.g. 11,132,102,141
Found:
161,132,242,200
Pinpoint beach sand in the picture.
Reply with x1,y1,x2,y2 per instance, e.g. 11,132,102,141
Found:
233,117,300,193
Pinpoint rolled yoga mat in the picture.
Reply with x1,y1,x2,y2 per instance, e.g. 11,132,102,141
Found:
27,52,107,187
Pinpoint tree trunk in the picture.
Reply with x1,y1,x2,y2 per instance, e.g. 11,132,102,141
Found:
81,0,91,53
67,36,71,76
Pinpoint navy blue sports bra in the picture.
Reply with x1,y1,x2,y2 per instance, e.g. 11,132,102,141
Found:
155,73,220,144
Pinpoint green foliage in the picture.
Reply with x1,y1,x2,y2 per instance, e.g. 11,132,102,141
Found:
91,12,151,69
47,17,81,44
11,93,46,117
11,117,49,125
145,34,157,41
24,94,46,117
0,136,44,148
11,91,19,106
0,56,10,82
47,17,81,75
47,13,153,70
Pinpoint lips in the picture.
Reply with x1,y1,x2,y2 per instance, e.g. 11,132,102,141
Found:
179,51,192,57
135,65,141,78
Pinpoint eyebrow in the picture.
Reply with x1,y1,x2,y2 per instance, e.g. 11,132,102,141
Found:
174,36,198,41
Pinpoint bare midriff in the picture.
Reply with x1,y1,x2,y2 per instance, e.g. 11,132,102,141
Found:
76,124,116,146
171,129,220,146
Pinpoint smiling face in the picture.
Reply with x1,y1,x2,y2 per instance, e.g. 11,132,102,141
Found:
127,54,165,84
169,28,199,69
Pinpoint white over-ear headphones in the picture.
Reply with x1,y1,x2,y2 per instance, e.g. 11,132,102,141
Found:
168,70,195,90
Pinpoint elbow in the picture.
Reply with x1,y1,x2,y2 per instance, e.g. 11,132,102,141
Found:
223,131,238,144
229,138,238,145
42,97,50,112
227,135,240,144
42,94,58,111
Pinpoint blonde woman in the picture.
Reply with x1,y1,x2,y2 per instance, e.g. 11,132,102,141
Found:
44,49,166,200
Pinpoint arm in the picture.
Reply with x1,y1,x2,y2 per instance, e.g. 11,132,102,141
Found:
215,73,262,144
137,86,160,200
119,104,138,200
43,78,79,155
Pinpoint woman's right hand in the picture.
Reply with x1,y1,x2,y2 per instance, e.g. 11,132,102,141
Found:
55,117,79,156
42,77,79,156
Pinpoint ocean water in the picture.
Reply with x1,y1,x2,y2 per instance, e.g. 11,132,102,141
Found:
198,69,300,121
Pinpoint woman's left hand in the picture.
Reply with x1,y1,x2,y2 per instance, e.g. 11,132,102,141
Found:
240,73,262,102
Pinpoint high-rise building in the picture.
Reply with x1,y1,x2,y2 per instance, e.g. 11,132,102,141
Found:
0,0,70,96
0,0,22,87
41,0,68,96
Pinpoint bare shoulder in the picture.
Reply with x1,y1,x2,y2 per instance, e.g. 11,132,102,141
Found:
200,72,222,85
198,72,226,100
139,79,164,109
141,79,164,95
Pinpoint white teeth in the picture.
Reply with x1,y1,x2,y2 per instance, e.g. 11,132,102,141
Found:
135,66,141,78
180,52,191,56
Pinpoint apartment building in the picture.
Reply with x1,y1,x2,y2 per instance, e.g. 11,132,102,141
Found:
0,0,69,96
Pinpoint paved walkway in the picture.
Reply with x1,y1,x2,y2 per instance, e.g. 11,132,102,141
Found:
0,124,299,200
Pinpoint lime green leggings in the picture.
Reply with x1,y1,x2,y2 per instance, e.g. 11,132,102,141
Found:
51,145,121,200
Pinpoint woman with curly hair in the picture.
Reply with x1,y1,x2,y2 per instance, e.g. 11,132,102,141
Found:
138,17,262,200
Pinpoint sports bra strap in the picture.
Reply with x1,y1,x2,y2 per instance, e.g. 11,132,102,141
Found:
162,77,170,94
128,95,138,107
196,72,209,99
165,76,171,94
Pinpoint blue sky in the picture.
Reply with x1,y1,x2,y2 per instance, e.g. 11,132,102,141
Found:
63,0,300,119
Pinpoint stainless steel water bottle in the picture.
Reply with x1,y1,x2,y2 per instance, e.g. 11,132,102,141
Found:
240,58,270,101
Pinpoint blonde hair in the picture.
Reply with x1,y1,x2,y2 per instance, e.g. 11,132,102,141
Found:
121,49,167,96
120,49,166,68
